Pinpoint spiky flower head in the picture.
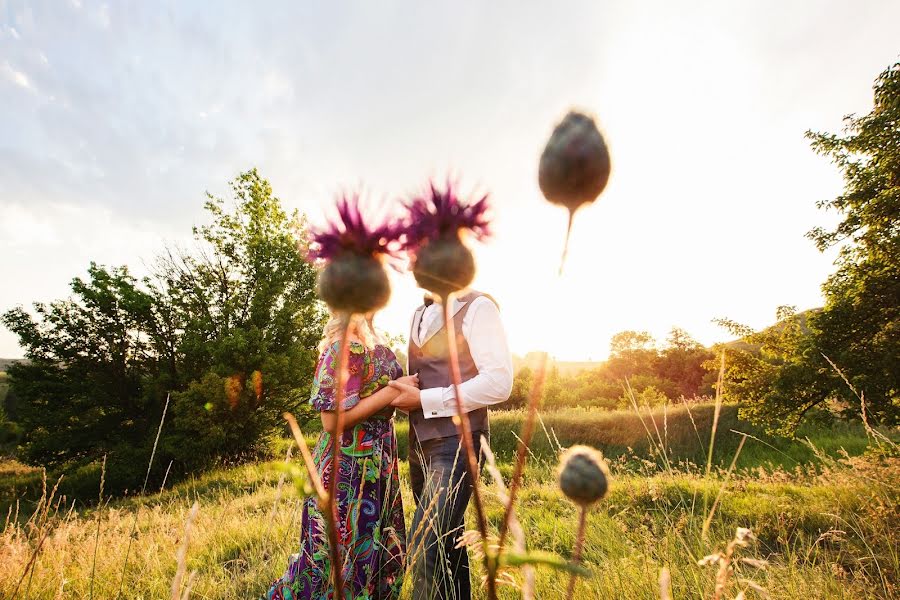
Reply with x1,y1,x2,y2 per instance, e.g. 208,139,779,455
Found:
309,194,403,314
402,181,492,298
308,194,402,262
558,445,610,507
403,181,491,249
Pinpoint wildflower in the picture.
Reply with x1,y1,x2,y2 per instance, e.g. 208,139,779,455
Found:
402,181,491,298
557,445,610,506
308,195,402,314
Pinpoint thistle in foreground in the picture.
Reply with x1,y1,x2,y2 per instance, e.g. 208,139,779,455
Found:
306,195,402,598
309,194,402,314
403,181,491,298
539,110,611,273
558,445,610,506
402,180,498,599
558,445,610,599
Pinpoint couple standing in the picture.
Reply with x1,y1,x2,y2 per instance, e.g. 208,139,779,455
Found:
264,289,513,600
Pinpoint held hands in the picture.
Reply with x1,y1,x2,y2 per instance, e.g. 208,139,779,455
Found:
389,373,421,412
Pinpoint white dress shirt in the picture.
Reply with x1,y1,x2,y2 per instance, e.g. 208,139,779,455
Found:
411,295,514,419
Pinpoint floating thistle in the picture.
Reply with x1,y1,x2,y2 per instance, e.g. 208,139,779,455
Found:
539,110,611,272
308,195,402,314
558,445,610,506
403,181,491,298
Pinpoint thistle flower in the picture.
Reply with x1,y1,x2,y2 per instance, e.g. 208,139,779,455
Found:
309,195,403,314
402,181,491,298
558,445,610,506
539,110,611,271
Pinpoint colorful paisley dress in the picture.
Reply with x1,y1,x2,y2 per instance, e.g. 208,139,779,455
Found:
263,342,407,600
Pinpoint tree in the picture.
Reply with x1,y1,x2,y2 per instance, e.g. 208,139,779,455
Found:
715,307,830,436
2,264,160,468
156,169,326,467
607,330,658,381
803,62,900,427
720,63,900,433
657,327,715,398
2,169,326,491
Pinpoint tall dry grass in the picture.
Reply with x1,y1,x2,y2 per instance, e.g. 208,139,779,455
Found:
1,410,896,598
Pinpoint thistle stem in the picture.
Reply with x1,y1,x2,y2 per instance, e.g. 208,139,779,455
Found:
442,296,498,600
325,317,351,598
565,505,589,600
558,209,576,276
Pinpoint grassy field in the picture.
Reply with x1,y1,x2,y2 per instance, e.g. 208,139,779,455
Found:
1,404,897,599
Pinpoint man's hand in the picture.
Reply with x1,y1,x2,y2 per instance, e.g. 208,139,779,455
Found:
394,373,419,388
389,380,422,412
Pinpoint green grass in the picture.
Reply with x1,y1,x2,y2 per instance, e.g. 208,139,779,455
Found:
1,405,897,598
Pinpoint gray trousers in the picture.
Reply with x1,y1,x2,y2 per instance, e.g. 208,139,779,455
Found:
408,430,485,600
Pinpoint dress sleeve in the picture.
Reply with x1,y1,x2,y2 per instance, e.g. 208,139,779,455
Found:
309,342,367,412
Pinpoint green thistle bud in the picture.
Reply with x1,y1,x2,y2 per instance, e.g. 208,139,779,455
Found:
539,110,611,212
558,445,610,506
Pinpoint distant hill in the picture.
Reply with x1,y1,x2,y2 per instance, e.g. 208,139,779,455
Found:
0,359,21,373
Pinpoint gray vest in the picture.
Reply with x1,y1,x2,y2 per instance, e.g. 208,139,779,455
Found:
407,291,494,442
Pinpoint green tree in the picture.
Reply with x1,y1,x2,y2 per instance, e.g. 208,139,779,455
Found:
2,264,162,469
156,169,326,467
719,62,900,433
657,327,715,399
715,308,830,435
803,62,900,426
2,169,326,491
607,330,658,382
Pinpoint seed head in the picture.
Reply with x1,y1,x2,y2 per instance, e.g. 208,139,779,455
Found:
309,194,402,314
558,445,610,506
539,110,610,212
402,181,491,297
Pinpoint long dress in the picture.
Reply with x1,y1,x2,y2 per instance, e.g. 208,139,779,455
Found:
263,341,407,600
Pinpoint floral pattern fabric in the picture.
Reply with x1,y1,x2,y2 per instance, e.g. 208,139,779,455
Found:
263,342,407,600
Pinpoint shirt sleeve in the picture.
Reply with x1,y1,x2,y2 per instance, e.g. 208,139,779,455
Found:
421,296,514,419
309,342,366,412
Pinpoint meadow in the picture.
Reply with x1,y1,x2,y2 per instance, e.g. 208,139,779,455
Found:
1,403,897,599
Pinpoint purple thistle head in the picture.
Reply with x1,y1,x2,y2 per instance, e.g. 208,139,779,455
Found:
308,195,403,262
402,181,492,250
401,180,492,297
309,194,403,314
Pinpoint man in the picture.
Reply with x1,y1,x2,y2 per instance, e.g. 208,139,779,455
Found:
389,290,513,600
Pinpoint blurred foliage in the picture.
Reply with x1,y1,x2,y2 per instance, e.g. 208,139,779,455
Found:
1,169,326,493
505,328,716,411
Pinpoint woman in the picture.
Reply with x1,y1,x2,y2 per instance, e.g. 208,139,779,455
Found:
264,313,414,599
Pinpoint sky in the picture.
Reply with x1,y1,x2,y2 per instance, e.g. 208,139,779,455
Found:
1,1,899,362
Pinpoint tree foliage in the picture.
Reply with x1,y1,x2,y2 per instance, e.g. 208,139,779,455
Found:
721,63,900,433
1,169,326,492
505,328,715,411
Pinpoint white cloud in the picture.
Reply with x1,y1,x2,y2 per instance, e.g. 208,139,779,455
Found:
2,61,33,91
1,0,899,360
